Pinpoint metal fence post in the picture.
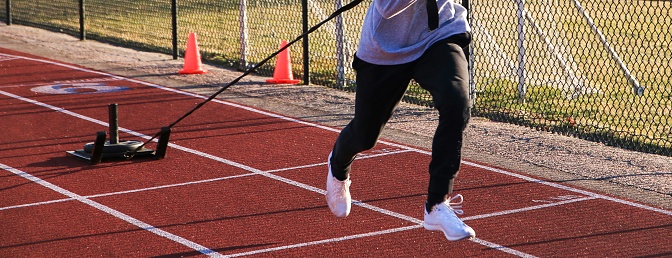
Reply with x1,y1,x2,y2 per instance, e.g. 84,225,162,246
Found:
79,0,85,40
516,0,526,104
302,0,309,85
335,0,347,89
6,0,11,25
463,0,475,103
171,0,178,60
571,0,643,96
238,0,249,70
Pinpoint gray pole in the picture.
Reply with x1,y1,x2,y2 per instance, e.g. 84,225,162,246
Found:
302,0,310,84
335,0,347,89
463,0,475,102
238,0,249,70
6,0,11,25
79,0,85,40
516,0,527,104
172,0,178,60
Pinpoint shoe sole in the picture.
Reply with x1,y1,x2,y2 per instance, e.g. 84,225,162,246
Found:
326,192,349,218
423,223,475,241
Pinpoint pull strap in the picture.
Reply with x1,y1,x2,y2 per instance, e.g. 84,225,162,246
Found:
426,0,439,30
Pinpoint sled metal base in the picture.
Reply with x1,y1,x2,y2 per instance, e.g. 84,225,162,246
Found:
67,127,171,165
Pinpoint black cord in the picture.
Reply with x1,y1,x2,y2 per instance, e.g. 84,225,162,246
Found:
126,0,366,158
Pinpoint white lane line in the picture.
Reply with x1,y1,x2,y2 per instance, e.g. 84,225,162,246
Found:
0,172,258,211
471,238,538,258
264,149,412,173
224,226,536,258
0,84,38,89
463,196,597,221
0,56,18,62
224,225,423,257
225,197,597,257
0,78,121,89
0,87,534,256
0,150,411,211
0,163,224,257
463,161,672,216
3,173,585,257
2,52,669,256
0,198,75,211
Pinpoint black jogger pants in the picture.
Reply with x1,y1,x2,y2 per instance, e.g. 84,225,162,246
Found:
330,32,472,199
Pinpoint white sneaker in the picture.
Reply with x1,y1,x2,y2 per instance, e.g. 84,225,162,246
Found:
326,152,351,218
423,194,476,241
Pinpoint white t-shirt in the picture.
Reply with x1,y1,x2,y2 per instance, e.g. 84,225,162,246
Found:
356,0,470,65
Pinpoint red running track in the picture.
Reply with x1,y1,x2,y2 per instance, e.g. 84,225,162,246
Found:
1,48,671,257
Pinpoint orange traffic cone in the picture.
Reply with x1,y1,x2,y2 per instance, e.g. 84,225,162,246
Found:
179,32,207,74
266,40,301,84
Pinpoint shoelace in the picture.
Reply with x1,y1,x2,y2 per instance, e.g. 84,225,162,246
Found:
446,194,465,215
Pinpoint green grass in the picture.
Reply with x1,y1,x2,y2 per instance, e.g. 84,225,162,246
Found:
471,0,672,155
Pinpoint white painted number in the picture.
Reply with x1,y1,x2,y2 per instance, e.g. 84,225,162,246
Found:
31,83,129,94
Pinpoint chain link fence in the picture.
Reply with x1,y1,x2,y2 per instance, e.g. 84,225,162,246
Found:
2,0,670,156
471,0,671,156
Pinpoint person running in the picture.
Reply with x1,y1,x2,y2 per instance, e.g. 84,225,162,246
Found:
325,0,475,241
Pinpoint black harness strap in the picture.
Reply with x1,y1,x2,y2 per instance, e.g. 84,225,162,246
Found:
427,0,439,30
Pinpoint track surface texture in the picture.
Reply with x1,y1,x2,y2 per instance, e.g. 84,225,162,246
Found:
1,25,671,257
